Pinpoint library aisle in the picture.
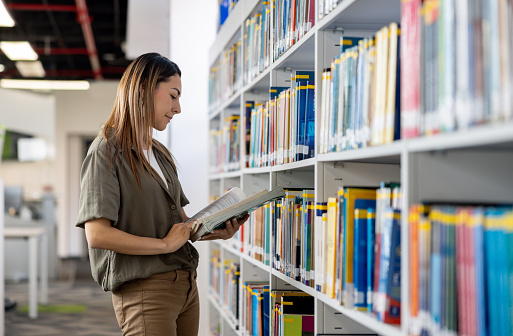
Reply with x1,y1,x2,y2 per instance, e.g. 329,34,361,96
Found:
5,259,119,336
206,0,513,336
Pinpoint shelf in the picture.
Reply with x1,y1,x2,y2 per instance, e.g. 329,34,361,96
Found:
209,170,242,180
209,291,240,335
317,142,404,164
271,157,316,172
242,67,271,93
271,29,316,71
317,292,404,336
241,166,271,174
209,89,242,117
221,241,242,257
241,252,271,272
271,269,317,297
318,0,401,32
407,122,513,153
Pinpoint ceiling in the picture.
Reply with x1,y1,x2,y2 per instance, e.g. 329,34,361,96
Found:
0,0,131,81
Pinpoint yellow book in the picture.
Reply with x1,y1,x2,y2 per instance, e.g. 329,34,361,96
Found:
342,188,377,308
326,197,338,298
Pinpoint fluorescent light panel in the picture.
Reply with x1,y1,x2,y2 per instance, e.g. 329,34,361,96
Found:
0,0,15,27
0,79,90,90
0,41,38,60
15,61,46,77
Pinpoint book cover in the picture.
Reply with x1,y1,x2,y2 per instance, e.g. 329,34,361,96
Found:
326,197,338,298
353,209,368,310
304,81,315,158
401,0,421,138
302,190,315,285
282,314,314,336
342,188,377,308
375,208,401,324
409,205,420,335
315,202,328,292
366,208,376,312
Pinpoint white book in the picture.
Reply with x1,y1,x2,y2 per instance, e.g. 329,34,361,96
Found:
189,186,285,242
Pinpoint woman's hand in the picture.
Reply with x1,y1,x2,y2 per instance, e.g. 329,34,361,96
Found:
84,218,194,255
200,214,249,241
163,221,194,252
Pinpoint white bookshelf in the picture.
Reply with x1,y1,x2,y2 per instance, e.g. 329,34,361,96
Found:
207,1,513,335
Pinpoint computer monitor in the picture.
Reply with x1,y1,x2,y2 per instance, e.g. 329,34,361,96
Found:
4,185,23,216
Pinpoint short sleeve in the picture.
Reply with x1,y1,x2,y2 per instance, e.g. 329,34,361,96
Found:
76,140,120,228
180,182,189,207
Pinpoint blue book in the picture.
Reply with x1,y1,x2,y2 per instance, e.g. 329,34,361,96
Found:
367,208,376,312
340,36,363,54
354,209,368,310
341,188,376,308
269,86,288,100
376,207,401,324
472,207,487,336
263,285,270,336
304,81,315,159
430,210,442,332
485,208,499,336
295,82,308,161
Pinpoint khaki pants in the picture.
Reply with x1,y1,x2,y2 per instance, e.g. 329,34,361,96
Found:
112,269,199,336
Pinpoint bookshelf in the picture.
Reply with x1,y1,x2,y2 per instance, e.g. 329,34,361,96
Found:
207,0,513,335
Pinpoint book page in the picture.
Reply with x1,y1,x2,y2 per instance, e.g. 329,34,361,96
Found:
187,187,247,222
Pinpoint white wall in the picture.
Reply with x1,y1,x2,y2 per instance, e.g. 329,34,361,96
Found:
0,88,55,199
53,81,119,257
169,0,216,334
0,88,55,137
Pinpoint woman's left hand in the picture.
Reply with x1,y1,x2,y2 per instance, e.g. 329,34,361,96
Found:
200,214,250,241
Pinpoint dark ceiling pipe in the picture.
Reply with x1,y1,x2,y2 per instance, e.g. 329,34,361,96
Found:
6,4,77,12
34,48,89,55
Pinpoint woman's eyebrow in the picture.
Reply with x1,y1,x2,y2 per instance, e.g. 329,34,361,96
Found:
172,88,181,96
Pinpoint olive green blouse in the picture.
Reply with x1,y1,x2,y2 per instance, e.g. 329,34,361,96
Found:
76,134,198,292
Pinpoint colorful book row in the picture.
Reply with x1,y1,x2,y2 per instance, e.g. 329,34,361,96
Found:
246,70,315,168
319,23,401,153
409,204,513,336
209,39,242,108
209,115,241,174
401,0,513,137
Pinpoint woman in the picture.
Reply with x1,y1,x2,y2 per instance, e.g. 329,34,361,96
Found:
76,52,247,336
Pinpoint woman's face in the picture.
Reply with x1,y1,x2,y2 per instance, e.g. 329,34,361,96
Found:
153,74,182,131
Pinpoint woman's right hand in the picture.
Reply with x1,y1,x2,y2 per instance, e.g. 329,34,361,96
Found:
163,221,194,253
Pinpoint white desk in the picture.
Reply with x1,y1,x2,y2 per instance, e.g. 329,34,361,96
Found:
4,226,48,319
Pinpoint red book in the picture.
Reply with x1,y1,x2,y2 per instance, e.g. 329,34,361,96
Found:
400,0,421,138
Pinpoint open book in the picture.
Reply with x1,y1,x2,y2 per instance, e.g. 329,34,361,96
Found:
188,186,286,242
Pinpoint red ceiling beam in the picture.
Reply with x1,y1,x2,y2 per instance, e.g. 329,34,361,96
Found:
6,4,77,12
74,0,102,79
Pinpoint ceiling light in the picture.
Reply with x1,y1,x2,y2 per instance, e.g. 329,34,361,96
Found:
15,61,46,78
0,41,38,60
0,0,15,27
0,64,4,72
0,79,90,91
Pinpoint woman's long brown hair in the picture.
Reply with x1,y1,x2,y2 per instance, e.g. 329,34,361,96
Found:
102,53,181,187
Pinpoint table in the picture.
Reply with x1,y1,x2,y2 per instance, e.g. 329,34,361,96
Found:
4,226,48,319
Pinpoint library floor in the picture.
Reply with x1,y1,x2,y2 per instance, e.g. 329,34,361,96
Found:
5,258,120,336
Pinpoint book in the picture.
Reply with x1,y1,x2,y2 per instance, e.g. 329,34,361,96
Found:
375,207,401,324
188,186,286,242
